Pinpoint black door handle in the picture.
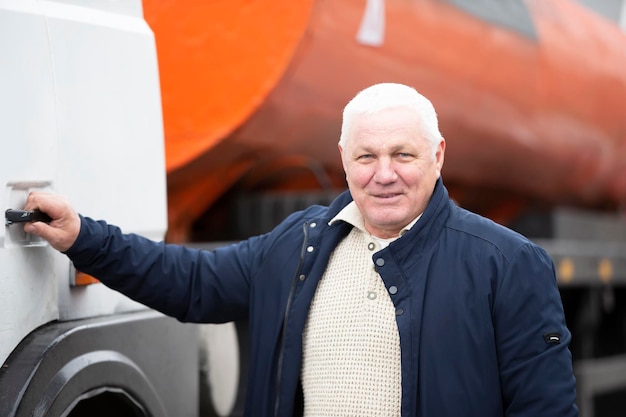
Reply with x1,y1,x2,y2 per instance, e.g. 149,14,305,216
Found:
5,209,52,226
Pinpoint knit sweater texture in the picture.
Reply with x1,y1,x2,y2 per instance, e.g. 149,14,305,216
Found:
301,203,403,416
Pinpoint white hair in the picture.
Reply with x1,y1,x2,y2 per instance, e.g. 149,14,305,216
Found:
339,83,443,158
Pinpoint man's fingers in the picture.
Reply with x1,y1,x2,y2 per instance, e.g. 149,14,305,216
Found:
24,192,62,221
22,192,81,252
25,221,70,252
23,221,37,235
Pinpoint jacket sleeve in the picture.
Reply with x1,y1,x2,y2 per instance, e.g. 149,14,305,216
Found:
493,243,578,417
64,215,257,323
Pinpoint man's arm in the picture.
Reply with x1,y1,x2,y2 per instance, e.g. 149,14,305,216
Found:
22,192,252,323
494,243,578,416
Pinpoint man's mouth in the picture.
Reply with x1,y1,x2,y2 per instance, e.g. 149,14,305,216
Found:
373,193,401,199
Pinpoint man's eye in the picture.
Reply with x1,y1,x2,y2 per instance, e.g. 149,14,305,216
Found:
358,154,373,160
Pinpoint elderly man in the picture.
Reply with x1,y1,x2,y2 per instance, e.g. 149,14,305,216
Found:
25,83,578,417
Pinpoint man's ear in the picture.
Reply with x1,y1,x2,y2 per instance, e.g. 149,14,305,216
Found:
338,143,348,172
435,139,446,177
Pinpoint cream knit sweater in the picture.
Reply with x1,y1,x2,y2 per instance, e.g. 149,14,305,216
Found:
301,204,402,417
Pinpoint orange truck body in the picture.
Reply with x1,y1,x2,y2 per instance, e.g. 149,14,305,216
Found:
142,0,626,241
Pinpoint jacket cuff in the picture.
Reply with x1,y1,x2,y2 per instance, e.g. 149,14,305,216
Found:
63,214,107,264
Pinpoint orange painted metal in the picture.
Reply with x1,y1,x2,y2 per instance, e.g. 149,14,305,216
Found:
142,0,314,172
144,0,626,240
142,0,314,239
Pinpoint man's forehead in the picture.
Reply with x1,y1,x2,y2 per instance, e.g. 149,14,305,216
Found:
346,124,423,147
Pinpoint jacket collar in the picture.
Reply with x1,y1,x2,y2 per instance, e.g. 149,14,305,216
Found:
325,177,450,256
389,177,450,262
326,188,354,221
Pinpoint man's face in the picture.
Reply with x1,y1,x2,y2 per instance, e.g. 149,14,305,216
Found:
339,107,445,239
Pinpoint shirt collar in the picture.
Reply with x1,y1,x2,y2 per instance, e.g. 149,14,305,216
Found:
329,201,422,238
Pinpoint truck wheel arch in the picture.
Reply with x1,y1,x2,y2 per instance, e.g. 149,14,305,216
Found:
0,311,197,417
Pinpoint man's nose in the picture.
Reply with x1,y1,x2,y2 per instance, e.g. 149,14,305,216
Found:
373,158,398,183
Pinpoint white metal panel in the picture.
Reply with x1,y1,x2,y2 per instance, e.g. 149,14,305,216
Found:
0,0,60,366
43,0,167,236
1,0,168,365
40,0,168,320
44,0,144,17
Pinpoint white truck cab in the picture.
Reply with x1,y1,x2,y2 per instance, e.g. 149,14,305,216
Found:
0,1,198,415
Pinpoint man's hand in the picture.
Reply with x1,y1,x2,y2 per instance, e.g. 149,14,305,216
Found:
23,192,81,252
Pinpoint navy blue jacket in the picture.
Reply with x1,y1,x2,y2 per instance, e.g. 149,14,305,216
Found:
66,179,578,417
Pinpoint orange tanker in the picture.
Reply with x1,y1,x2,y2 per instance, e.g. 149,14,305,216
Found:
142,0,626,242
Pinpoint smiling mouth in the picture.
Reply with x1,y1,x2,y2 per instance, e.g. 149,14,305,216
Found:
374,193,401,199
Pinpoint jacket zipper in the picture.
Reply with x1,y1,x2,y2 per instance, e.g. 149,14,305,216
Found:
274,221,309,417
